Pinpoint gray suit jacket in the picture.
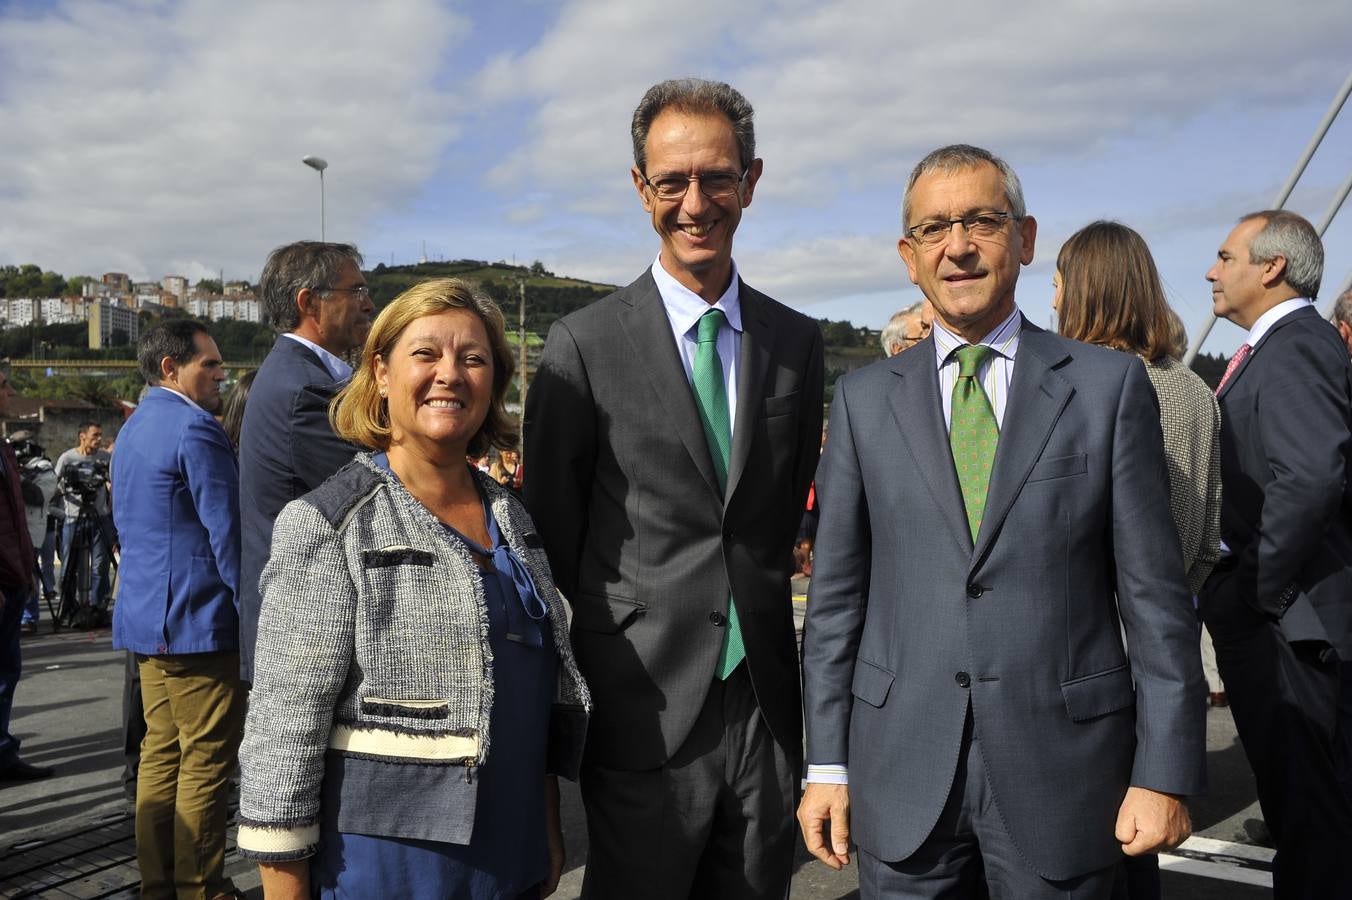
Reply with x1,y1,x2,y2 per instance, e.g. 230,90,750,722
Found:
1201,304,1352,658
802,321,1206,880
524,269,824,771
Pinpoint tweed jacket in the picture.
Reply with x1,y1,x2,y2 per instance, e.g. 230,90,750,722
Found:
1144,356,1222,595
236,454,590,861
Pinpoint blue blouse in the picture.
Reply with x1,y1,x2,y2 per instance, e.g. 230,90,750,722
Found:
312,457,558,900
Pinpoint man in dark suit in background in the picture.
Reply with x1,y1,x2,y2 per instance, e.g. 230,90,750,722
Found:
525,78,823,899
798,145,1204,898
237,241,371,681
1201,210,1352,898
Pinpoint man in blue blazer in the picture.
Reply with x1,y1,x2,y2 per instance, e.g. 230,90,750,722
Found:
798,145,1205,898
112,320,244,900
237,241,371,681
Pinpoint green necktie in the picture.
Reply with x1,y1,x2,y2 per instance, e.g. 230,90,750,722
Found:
950,344,1000,541
692,308,745,679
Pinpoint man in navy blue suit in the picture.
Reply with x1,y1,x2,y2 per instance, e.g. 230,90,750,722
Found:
237,241,371,681
112,320,244,899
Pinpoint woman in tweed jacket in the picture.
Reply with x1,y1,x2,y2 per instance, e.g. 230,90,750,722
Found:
236,279,589,900
1054,221,1221,900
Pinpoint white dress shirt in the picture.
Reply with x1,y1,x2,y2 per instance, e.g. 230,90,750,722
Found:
651,256,741,438
283,332,353,382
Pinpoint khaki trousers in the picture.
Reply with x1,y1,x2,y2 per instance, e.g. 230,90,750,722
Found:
136,651,243,900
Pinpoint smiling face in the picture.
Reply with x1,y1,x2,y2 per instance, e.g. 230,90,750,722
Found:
374,309,494,459
897,162,1036,343
632,109,761,302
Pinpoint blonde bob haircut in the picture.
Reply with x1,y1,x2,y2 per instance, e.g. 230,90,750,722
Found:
330,277,517,457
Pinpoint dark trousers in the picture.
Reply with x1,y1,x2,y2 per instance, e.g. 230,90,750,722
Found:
1211,621,1352,898
122,650,144,798
579,665,797,900
858,713,1118,900
0,584,26,764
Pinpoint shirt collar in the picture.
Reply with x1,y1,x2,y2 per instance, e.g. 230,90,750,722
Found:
154,384,203,412
283,332,354,381
1245,297,1312,348
931,304,1023,368
651,255,744,337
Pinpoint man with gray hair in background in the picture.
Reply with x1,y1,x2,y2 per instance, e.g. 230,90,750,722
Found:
1332,288,1352,358
237,241,371,682
1201,210,1352,897
880,299,934,357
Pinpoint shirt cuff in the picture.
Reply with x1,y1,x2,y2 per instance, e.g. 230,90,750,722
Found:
806,764,848,784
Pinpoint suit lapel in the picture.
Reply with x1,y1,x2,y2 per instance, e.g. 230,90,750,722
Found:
1217,305,1315,401
889,342,973,552
972,327,1073,562
617,273,722,498
726,282,773,500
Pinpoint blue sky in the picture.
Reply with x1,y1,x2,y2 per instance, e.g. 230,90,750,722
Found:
1,0,1350,357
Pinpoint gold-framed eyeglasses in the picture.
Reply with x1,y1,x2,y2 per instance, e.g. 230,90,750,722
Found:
640,169,748,201
905,211,1020,246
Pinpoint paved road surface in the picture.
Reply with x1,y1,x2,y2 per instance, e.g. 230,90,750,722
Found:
2,617,1271,898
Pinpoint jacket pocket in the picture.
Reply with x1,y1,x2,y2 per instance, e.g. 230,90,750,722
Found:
570,593,645,634
1060,665,1135,722
360,697,451,720
850,657,895,708
1028,453,1088,483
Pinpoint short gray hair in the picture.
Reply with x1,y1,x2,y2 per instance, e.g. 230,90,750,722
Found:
1334,289,1352,327
259,241,364,332
880,302,924,356
1240,210,1323,300
631,78,755,175
902,144,1026,229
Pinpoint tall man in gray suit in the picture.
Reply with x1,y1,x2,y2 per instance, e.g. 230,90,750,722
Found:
525,78,824,898
1201,211,1352,897
797,145,1205,898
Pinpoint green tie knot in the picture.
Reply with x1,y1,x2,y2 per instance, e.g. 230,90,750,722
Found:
697,308,726,344
956,343,994,378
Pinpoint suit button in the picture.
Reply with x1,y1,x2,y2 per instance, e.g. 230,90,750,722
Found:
966,583,985,599
955,671,971,688
709,611,726,626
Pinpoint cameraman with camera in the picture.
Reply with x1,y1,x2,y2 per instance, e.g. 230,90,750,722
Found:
10,431,58,635
54,422,114,626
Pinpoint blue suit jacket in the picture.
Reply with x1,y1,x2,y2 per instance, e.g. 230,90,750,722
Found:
802,321,1206,880
111,388,240,655
237,335,360,680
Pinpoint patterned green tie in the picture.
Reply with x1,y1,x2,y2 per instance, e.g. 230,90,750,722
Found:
950,344,1000,541
692,308,745,679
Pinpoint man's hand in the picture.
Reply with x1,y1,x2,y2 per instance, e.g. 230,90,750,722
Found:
797,782,851,869
1115,786,1191,856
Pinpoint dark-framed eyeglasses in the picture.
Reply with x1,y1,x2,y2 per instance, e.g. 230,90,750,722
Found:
315,284,372,298
905,211,1020,247
640,169,748,201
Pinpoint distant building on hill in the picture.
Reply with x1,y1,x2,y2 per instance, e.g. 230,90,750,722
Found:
88,297,139,349
102,272,131,293
161,274,187,301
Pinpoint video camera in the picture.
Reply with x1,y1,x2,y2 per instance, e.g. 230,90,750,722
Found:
59,458,109,512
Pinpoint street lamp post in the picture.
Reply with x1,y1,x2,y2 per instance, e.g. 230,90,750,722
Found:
301,155,328,241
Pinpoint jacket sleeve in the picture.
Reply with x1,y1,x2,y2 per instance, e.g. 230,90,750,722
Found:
801,375,871,768
179,416,242,604
236,500,357,861
1240,336,1352,616
524,319,598,600
1110,360,1207,795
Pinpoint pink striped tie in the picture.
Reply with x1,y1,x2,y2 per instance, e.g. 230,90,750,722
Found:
1216,343,1251,395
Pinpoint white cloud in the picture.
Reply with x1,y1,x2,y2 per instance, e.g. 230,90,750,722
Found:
0,0,466,282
